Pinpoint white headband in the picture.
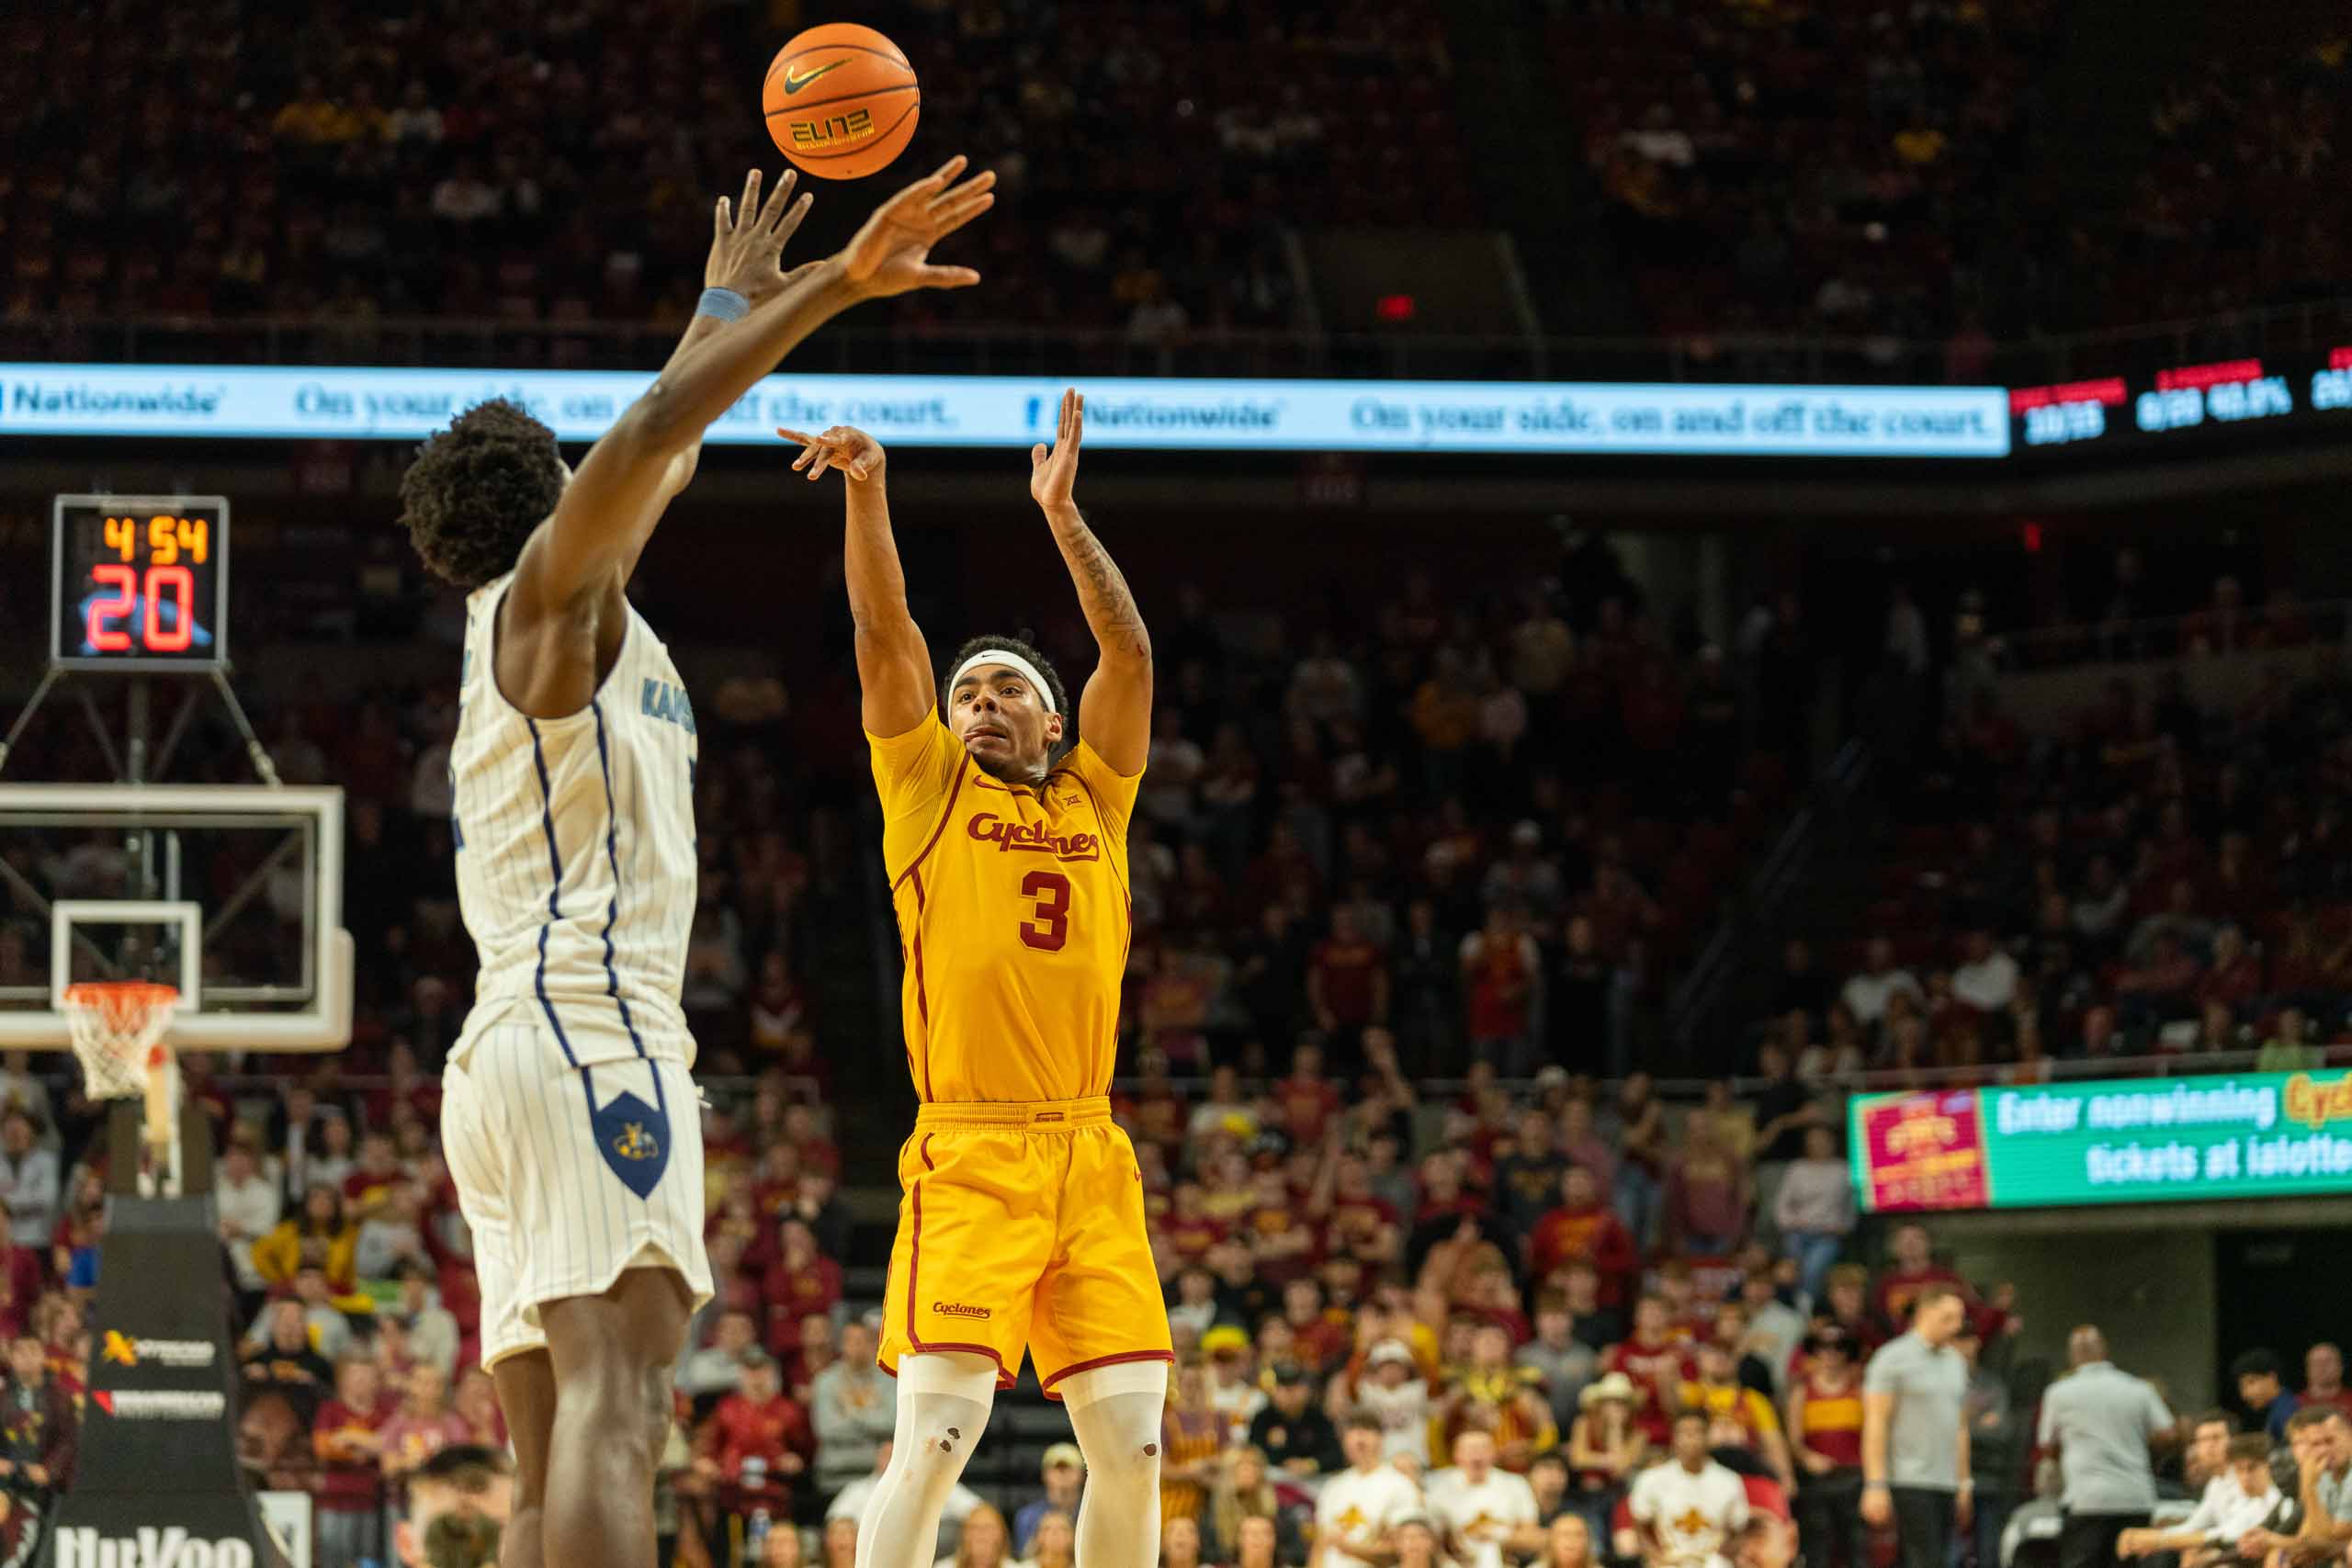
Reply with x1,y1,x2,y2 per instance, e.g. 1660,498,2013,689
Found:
951,649,1055,708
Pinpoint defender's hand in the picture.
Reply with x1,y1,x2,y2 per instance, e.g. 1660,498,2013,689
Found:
707,168,816,307
835,155,995,298
1030,389,1084,514
776,425,886,483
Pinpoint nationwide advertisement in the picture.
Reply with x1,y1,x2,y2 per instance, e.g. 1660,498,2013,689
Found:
0,365,2012,457
1851,1070,2352,1213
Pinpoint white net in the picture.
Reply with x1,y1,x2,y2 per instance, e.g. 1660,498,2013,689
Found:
62,982,177,1102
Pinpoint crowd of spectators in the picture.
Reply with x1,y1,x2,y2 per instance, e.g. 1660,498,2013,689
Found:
648,1043,2352,1568
1558,0,2054,354
0,497,2347,1568
2064,35,2348,335
4,1018,2350,1568
1,521,1805,1094
0,500,1815,1568
0,0,1472,356
0,1041,851,1568
1743,573,2352,1089
1063,1046,1998,1568
1554,6,2346,356
6,2,2342,363
1091,564,1801,1089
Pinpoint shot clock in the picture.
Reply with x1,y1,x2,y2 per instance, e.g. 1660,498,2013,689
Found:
50,495,230,671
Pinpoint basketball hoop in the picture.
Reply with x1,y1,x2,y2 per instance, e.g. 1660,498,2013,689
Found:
62,981,179,1151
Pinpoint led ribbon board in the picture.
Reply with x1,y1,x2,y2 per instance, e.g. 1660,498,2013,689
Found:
0,365,2012,457
1850,1070,2352,1213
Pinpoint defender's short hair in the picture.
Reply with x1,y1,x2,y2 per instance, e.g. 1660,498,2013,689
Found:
398,400,565,589
2227,1434,2275,1464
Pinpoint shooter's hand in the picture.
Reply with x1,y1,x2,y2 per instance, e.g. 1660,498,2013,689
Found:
776,425,886,483
1029,389,1083,516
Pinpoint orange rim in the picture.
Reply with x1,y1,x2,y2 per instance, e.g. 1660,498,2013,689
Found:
62,982,180,1039
62,981,180,1010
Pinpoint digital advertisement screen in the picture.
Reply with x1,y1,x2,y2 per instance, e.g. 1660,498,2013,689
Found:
1849,1070,2352,1213
0,365,2012,457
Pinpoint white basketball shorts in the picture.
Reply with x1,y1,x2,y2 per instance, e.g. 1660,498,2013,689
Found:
440,1010,713,1369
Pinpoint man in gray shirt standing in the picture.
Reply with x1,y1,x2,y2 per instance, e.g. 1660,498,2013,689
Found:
810,1318,897,1498
1862,1284,1973,1568
2035,1325,2177,1568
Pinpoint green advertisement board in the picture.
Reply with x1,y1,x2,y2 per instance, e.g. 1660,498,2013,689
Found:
1849,1070,2352,1213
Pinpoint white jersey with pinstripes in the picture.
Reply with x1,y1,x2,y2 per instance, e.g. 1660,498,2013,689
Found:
449,571,699,1066
442,571,713,1367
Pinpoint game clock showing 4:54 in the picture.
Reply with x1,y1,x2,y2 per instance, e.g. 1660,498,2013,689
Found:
50,495,230,671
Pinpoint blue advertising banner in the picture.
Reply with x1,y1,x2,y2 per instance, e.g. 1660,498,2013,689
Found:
0,365,2013,457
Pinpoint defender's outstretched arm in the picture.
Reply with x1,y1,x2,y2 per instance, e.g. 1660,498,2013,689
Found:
509,157,995,623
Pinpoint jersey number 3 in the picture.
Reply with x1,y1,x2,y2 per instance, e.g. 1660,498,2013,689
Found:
1018,871,1071,952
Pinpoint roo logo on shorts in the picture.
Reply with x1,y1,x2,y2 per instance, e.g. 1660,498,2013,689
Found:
584,1073,672,1200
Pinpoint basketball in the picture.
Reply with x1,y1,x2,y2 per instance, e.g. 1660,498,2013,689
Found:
763,22,921,180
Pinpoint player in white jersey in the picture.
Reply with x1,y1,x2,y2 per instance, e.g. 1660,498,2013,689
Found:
395,158,995,1568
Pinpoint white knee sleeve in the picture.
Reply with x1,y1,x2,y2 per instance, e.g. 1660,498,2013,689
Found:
1066,1384,1166,1568
858,1353,999,1568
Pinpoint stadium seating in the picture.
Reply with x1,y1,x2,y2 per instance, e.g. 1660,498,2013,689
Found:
5,4,2342,362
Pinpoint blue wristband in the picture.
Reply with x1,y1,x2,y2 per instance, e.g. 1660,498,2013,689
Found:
697,287,750,322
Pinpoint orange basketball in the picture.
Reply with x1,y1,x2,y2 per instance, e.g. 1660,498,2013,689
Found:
763,23,921,180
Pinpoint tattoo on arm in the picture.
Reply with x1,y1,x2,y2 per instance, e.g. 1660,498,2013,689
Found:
1052,512,1149,660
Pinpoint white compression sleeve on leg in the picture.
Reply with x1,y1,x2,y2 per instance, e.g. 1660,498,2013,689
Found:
1060,1360,1169,1568
857,1351,999,1568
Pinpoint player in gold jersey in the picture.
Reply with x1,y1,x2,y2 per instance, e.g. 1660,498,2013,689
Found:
777,389,1170,1568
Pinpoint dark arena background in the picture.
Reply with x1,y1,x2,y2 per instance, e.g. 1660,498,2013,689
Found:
1,2,2349,1568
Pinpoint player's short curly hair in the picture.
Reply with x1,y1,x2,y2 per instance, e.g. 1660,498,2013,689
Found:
943,633,1073,760
397,399,565,589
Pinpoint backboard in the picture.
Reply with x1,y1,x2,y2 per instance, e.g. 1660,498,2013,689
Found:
0,784,351,1051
